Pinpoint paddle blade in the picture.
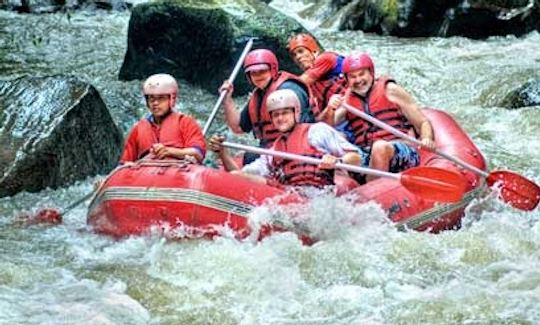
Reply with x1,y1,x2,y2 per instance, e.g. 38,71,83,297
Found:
400,167,467,203
19,208,63,226
35,208,63,224
486,170,540,211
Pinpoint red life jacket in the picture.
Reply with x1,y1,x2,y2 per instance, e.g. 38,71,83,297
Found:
131,112,198,160
345,76,413,148
248,71,318,146
271,124,334,187
311,52,348,108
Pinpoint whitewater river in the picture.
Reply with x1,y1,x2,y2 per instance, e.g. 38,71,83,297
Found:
1,5,539,325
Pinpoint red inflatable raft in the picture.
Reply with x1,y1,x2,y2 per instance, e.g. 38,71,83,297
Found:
87,109,486,240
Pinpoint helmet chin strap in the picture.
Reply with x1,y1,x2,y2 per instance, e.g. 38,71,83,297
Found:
352,79,374,98
283,121,297,135
260,78,272,90
352,89,368,98
247,74,272,90
169,94,176,109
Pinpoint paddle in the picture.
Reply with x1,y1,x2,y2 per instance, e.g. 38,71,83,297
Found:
202,38,255,136
222,141,467,203
23,190,96,225
341,102,540,211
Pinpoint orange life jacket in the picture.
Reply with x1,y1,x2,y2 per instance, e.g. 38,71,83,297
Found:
271,124,334,187
345,76,413,148
248,72,319,146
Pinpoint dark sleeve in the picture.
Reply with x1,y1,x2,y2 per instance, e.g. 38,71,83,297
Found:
279,81,315,123
239,103,252,133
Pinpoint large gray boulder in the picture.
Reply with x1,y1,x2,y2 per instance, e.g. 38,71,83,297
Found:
500,79,540,109
0,76,123,197
119,0,308,95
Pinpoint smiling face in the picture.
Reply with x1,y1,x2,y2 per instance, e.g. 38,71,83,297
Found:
291,46,316,70
145,94,171,119
347,68,374,96
248,69,272,89
270,107,296,133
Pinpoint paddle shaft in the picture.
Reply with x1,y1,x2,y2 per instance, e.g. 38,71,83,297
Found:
341,103,489,178
58,190,96,217
203,38,255,136
222,141,400,181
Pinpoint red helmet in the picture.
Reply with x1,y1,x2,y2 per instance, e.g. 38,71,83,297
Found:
243,49,279,80
342,53,375,78
287,33,320,54
143,73,178,107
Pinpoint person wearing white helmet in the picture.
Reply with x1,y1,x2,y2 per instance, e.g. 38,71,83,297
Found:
209,89,363,187
119,73,206,163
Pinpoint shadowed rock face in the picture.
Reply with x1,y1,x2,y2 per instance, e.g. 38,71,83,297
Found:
438,0,539,38
327,0,539,38
0,76,123,197
119,0,307,95
501,79,540,109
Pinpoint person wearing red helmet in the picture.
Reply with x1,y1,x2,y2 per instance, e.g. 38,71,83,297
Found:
219,49,318,164
286,35,346,116
209,89,362,187
119,73,206,163
287,33,354,140
333,53,435,182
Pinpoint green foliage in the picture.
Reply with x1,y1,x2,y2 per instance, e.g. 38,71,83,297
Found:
382,0,398,26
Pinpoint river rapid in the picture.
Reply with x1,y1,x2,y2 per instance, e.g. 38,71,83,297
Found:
0,5,539,325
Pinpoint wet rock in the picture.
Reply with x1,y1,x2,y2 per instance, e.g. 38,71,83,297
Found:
500,79,540,109
439,0,539,38
289,0,339,29
0,76,123,198
320,0,462,35
391,0,463,36
334,0,383,32
325,0,539,37
0,0,131,13
118,0,307,95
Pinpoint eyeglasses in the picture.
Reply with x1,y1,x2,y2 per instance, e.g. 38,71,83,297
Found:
145,95,170,103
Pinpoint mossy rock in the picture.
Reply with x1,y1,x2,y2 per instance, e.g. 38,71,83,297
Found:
119,0,308,95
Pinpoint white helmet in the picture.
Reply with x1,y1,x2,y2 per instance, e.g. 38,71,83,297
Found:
143,73,178,107
266,89,301,117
